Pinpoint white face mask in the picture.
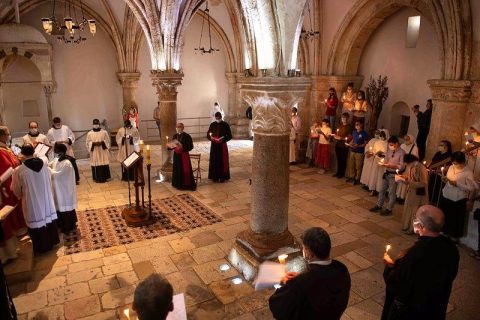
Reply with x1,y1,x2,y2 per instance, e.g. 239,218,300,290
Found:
54,124,61,129
176,128,183,134
216,119,221,123
374,134,380,139
93,124,100,129
29,129,38,135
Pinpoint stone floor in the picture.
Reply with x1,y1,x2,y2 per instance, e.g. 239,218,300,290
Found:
8,140,480,320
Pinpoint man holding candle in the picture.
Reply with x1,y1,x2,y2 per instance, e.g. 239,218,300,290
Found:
207,112,232,183
370,136,405,216
346,121,368,185
381,205,459,320
168,123,196,190
86,119,111,183
332,113,352,179
269,227,351,320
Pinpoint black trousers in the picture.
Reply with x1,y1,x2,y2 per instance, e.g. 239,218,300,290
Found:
416,130,428,161
335,145,349,177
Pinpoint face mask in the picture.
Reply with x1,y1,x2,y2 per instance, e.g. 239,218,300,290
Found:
54,124,61,129
374,134,380,139
438,146,445,152
29,129,38,135
54,153,60,158
216,119,221,123
389,145,395,151
176,128,183,134
93,124,100,129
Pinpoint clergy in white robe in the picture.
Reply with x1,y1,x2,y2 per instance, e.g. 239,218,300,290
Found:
86,119,111,183
22,121,50,148
49,144,77,233
373,129,390,194
116,120,140,181
46,117,75,157
11,144,59,254
396,134,420,202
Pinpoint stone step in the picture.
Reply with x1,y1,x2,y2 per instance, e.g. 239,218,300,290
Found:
4,237,33,285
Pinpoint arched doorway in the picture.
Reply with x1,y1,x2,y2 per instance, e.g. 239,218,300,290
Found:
389,101,410,137
1,55,48,134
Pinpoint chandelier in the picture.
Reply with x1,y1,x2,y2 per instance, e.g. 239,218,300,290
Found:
194,1,219,54
301,2,319,40
41,0,96,44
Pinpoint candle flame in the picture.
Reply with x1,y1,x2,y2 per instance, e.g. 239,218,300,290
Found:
278,254,288,264
123,308,130,320
386,244,391,253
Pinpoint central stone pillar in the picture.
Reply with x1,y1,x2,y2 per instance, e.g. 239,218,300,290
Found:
427,79,472,159
228,77,310,280
117,72,141,113
150,71,183,180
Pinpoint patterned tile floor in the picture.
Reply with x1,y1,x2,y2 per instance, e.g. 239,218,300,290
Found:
9,140,480,319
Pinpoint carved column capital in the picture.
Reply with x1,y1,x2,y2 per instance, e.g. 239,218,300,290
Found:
427,79,472,103
244,95,299,136
117,72,141,88
42,82,57,95
150,71,183,101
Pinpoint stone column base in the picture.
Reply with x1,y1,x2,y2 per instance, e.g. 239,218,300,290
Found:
160,161,173,182
228,229,302,281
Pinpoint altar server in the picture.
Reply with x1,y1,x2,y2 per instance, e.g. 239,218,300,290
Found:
11,144,59,254
86,119,111,183
47,117,75,157
116,120,140,181
49,144,77,233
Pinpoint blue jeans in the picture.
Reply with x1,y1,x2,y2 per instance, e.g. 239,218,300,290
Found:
377,174,398,211
326,115,336,131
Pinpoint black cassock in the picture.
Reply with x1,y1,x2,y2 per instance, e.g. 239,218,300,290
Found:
382,235,459,320
269,261,351,320
207,121,232,181
0,223,17,320
170,132,196,191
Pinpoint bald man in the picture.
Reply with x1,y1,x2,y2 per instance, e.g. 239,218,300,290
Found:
381,205,459,320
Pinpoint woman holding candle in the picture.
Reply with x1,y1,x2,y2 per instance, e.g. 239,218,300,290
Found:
439,152,477,241
305,119,321,167
399,154,429,234
332,113,353,179
315,119,332,173
324,87,338,131
168,123,196,191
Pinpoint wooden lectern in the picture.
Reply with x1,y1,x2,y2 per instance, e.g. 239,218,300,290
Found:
121,152,154,227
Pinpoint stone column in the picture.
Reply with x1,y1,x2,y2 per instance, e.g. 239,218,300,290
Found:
427,79,472,158
43,83,56,125
117,72,141,113
228,78,310,280
150,71,183,180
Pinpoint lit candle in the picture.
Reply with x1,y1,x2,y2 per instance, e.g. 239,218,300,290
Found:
124,308,131,320
139,140,144,155
336,129,339,134
441,166,445,175
380,158,385,164
396,169,399,175
385,244,391,253
423,161,426,166
278,254,288,265
324,98,327,103
166,135,169,143
209,132,213,137
146,145,151,165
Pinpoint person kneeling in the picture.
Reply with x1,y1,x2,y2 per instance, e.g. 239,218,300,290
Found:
269,227,351,320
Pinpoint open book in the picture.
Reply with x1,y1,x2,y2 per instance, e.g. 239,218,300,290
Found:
34,143,51,158
254,261,286,291
167,293,187,320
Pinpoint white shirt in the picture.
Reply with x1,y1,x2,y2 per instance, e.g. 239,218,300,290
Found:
291,115,301,133
442,165,477,201
49,158,77,212
11,157,57,229
47,125,75,157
